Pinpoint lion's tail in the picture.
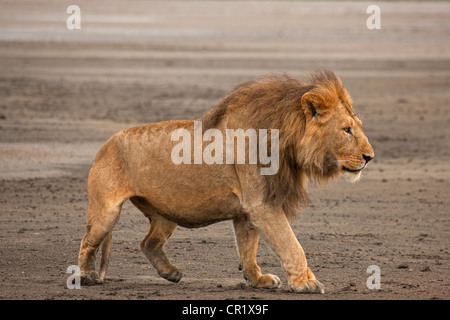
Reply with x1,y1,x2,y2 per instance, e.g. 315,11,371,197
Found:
98,231,112,283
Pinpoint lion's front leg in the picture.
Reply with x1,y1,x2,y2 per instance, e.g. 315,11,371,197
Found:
248,206,324,294
233,217,281,289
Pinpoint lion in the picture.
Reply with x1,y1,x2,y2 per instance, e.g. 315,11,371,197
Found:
78,70,374,293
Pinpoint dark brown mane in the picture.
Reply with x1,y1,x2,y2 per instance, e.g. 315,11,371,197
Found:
201,74,312,132
200,70,347,219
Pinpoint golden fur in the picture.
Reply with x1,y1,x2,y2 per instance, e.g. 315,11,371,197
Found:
78,70,374,293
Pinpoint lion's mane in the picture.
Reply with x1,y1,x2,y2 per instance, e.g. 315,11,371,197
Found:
201,70,352,219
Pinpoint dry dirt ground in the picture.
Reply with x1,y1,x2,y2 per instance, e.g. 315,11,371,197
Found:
0,1,449,301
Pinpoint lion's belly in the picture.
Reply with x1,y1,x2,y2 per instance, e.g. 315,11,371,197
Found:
150,186,242,228
135,170,243,227
141,160,244,227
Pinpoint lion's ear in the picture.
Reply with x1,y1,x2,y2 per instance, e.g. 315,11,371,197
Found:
301,92,332,122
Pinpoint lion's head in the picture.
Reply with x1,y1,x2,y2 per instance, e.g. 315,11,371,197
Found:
201,70,374,218
299,70,374,183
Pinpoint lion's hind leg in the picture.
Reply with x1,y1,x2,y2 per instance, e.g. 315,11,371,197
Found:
78,199,124,285
130,197,182,283
233,216,281,289
98,231,112,282
78,140,133,285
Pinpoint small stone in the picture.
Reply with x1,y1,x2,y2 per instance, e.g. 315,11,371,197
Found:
420,266,431,272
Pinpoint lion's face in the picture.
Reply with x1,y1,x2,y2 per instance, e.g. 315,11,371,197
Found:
326,101,374,182
300,86,374,183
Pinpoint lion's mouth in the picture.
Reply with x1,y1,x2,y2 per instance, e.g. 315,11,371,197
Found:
342,166,364,173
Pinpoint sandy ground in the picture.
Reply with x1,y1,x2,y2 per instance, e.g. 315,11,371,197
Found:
0,1,449,300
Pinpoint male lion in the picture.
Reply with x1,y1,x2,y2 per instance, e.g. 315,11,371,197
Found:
78,70,374,293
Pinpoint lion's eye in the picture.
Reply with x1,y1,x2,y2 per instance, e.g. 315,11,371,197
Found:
343,127,352,135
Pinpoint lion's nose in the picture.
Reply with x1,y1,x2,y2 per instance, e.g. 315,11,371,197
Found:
363,154,374,164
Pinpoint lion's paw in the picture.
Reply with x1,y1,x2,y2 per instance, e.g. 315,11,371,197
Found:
290,279,325,294
159,266,183,283
80,271,103,286
252,274,282,289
